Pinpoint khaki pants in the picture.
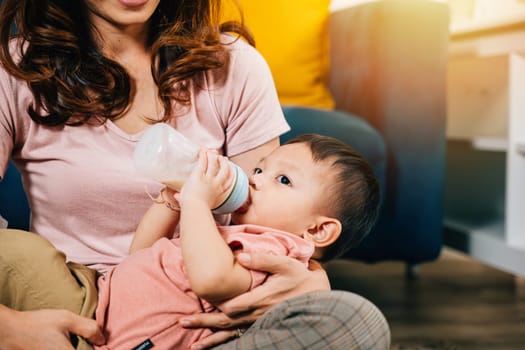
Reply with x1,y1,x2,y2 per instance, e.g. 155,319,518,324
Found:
0,229,98,350
0,229,391,350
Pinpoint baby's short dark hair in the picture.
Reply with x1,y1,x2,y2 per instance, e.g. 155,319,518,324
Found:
285,134,380,261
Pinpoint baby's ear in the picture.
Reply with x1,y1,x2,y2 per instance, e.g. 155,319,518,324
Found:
304,217,341,248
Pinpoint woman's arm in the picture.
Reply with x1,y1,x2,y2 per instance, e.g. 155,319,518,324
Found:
180,252,330,349
219,253,330,315
130,187,180,253
229,138,279,175
184,251,330,320
177,150,252,305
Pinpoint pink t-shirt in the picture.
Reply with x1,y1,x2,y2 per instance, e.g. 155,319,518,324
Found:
0,36,290,272
95,224,314,350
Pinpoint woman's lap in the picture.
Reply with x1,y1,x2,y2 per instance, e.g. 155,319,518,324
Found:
0,229,97,317
213,290,391,350
0,229,390,350
0,229,98,350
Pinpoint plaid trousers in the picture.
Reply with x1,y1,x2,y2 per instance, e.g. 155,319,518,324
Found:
0,229,390,350
214,290,390,350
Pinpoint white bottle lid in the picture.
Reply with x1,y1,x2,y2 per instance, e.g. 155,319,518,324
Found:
212,162,249,214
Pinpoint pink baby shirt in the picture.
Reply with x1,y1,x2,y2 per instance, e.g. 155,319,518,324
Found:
94,224,315,350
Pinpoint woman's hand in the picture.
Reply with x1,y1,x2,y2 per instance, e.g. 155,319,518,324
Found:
180,251,330,349
0,307,105,350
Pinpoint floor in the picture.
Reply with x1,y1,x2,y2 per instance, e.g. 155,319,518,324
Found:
324,248,525,350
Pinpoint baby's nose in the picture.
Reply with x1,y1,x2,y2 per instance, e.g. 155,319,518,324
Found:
249,174,261,190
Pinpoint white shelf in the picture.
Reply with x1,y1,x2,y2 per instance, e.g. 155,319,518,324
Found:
444,218,525,277
518,143,525,155
445,52,525,278
505,53,525,248
451,15,525,37
471,137,508,152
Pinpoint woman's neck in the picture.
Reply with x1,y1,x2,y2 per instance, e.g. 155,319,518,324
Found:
89,16,161,134
90,15,150,66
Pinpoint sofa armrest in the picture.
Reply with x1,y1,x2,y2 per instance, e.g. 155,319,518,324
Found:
329,0,450,263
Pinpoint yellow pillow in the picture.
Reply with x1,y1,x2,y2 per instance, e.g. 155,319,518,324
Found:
222,0,335,110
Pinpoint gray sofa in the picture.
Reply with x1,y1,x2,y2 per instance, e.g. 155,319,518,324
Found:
281,0,449,264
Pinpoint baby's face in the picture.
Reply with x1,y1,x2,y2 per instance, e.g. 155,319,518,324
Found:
231,143,332,236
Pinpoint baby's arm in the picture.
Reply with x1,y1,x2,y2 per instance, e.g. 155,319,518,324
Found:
177,150,252,305
130,187,180,253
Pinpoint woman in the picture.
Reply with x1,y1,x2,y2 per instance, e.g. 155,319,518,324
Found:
0,0,390,349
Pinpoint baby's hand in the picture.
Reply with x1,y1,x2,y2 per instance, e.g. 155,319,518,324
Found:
177,149,233,209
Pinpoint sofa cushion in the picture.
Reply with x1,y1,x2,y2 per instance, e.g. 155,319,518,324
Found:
222,0,335,110
0,161,30,230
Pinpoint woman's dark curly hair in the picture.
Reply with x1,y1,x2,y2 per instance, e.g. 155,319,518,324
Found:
0,0,252,126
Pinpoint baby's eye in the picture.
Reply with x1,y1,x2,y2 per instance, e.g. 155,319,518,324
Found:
253,167,263,175
277,175,291,186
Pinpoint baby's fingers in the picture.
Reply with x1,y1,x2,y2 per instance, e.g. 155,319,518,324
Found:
204,151,221,177
216,156,233,188
194,149,209,175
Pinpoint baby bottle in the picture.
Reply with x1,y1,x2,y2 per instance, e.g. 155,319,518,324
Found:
134,123,249,214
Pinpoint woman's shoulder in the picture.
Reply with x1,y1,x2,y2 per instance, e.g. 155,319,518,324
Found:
219,34,271,74
220,33,256,53
2,37,28,64
0,39,37,153
202,34,275,97
0,38,31,94
0,38,36,108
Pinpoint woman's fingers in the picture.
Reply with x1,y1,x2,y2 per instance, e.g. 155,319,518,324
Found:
181,311,253,330
236,252,329,289
180,253,332,347
217,280,281,316
236,251,299,274
217,252,330,316
63,311,105,346
212,254,294,316
190,329,241,350
182,313,250,350
0,308,105,350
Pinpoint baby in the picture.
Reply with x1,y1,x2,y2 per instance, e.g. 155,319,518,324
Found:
94,133,381,349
